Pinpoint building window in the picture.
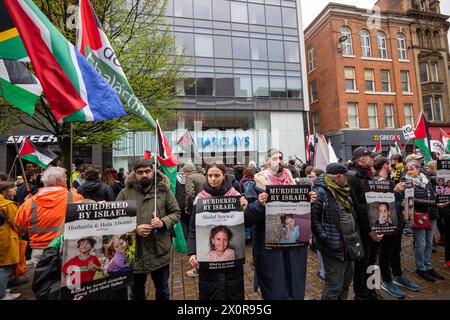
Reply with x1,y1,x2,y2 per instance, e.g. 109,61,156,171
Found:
360,30,372,57
213,0,230,21
347,103,359,128
232,37,250,60
174,0,193,18
377,32,388,59
214,35,232,58
175,33,194,56
287,77,302,99
401,71,411,92
234,75,252,98
308,46,316,71
419,63,429,82
250,39,267,61
312,112,320,133
340,27,353,56
310,80,318,102
252,76,269,97
364,69,375,91
423,96,433,120
267,40,284,62
266,5,282,26
431,62,439,82
215,75,234,97
270,77,287,98
248,4,265,25
196,77,214,96
231,2,248,23
397,33,407,60
381,70,391,92
368,103,378,128
344,67,356,91
384,104,394,128
282,7,297,28
434,96,443,121
284,42,299,63
193,0,212,19
195,34,213,57
404,104,414,126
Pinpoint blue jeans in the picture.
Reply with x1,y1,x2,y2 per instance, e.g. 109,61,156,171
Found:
0,266,12,299
413,219,437,271
132,264,170,300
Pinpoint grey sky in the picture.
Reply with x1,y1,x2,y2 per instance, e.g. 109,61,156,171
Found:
301,0,450,44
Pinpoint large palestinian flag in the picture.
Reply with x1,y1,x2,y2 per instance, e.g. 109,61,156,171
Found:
414,112,432,163
19,137,57,169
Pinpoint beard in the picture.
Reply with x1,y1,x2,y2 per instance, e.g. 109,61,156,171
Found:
269,164,283,174
139,177,154,189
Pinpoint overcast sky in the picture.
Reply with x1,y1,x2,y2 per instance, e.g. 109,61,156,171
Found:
301,0,450,43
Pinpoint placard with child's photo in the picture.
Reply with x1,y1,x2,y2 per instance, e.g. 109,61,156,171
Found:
404,179,415,222
437,160,450,202
265,185,312,249
61,201,137,300
365,180,397,234
195,196,245,270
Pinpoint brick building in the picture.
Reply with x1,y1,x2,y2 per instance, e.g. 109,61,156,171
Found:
305,1,449,160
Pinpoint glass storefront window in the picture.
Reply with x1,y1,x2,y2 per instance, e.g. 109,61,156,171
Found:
231,2,248,23
175,32,194,56
252,76,269,97
175,78,196,96
174,0,193,18
214,35,232,58
287,77,301,99
213,0,230,21
234,75,252,97
282,7,297,28
284,42,299,63
194,0,212,19
250,39,267,61
195,34,213,57
232,37,250,60
270,76,286,98
249,4,265,25
268,40,284,61
215,75,235,97
265,6,282,26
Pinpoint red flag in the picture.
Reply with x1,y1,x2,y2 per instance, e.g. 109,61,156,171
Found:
143,150,152,160
373,140,382,155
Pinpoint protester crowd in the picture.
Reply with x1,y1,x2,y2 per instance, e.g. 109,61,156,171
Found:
0,148,449,301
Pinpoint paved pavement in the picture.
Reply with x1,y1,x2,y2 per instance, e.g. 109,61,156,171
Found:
11,235,450,300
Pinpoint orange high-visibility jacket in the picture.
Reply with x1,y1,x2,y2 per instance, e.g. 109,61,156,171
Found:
15,186,84,249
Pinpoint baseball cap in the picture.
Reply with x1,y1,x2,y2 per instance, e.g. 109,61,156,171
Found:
326,163,356,176
352,147,376,160
405,153,424,162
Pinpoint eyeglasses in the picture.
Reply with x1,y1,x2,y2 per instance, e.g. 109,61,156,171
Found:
135,169,152,175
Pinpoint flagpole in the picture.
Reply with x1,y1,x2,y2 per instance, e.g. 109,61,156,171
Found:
154,120,158,221
8,155,19,178
70,122,73,188
0,80,31,193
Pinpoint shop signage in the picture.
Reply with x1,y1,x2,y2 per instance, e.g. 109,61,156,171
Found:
373,134,397,142
195,130,255,152
6,135,58,144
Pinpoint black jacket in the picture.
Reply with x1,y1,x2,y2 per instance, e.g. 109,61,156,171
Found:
77,181,115,202
347,163,373,235
413,179,438,220
14,181,39,205
312,175,355,261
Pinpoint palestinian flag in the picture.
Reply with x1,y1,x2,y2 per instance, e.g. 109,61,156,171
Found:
148,121,187,254
77,0,156,128
414,112,432,163
393,134,404,155
0,0,28,61
440,128,450,154
4,0,125,122
373,140,382,155
19,137,57,169
0,59,42,115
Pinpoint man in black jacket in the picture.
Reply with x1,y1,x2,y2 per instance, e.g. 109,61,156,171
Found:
14,170,39,205
77,166,115,201
348,147,382,300
312,163,359,300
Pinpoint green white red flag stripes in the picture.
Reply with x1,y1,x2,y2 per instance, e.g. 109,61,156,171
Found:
414,112,432,163
19,137,57,168
4,0,125,122
372,140,382,155
77,0,156,128
440,128,450,154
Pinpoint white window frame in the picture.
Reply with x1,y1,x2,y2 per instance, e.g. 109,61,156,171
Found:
360,30,372,58
397,33,407,60
431,62,439,82
401,71,411,93
340,27,353,56
310,80,318,103
308,46,316,72
381,70,391,92
368,103,378,128
344,67,356,91
347,102,359,128
364,69,375,92
377,32,388,59
384,104,395,128
404,104,414,126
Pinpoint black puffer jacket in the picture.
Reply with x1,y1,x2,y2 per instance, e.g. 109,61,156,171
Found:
312,175,349,261
77,181,115,202
412,177,438,220
347,163,373,235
